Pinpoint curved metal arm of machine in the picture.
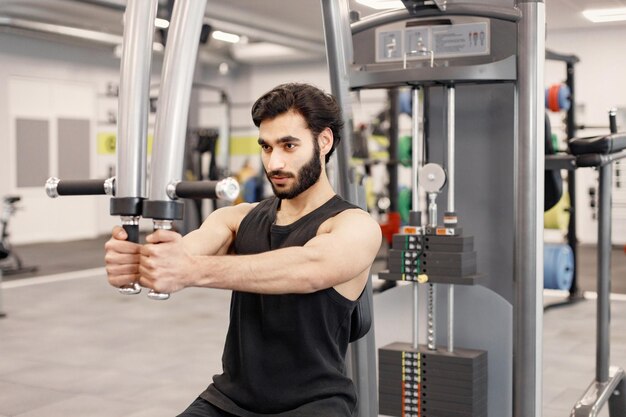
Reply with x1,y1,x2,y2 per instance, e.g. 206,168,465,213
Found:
113,0,158,297
142,0,209,301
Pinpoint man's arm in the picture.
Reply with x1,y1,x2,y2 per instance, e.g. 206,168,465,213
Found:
137,209,382,296
182,202,255,256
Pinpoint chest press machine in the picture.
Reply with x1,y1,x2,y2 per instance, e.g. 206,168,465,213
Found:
322,0,542,416
45,0,239,300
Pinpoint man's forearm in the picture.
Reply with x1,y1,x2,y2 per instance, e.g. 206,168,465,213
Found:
188,247,334,294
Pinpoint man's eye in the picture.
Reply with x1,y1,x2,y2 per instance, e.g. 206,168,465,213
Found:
261,144,271,151
285,143,296,149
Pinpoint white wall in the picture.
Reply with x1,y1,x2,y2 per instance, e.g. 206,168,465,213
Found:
545,25,626,244
0,34,128,244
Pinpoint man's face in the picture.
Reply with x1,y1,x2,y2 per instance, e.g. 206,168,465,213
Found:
258,111,322,200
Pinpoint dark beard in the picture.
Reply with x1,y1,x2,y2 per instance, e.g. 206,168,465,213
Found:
266,142,322,200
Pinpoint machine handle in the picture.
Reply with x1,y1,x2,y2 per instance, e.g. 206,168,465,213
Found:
171,177,240,201
46,178,114,198
146,219,172,300
118,220,142,295
576,154,607,168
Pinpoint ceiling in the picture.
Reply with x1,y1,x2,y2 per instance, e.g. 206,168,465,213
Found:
0,0,625,66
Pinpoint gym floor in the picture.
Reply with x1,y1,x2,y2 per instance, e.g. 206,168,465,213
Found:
0,238,625,417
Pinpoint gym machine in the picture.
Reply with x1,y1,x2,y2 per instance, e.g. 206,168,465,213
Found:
322,0,544,416
45,0,239,300
544,50,583,308
0,195,38,277
546,110,626,416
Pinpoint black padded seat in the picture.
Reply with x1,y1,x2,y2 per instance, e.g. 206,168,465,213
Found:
569,133,626,168
569,133,626,156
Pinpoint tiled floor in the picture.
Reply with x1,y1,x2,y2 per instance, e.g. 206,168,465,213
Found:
0,241,625,416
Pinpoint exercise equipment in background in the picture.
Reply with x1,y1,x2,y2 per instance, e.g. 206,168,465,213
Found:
543,243,574,290
0,195,38,276
545,82,571,113
567,109,626,416
545,50,582,305
544,192,570,231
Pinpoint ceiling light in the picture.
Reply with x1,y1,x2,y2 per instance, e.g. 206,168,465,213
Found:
355,0,405,10
583,7,626,23
155,18,169,29
212,30,240,44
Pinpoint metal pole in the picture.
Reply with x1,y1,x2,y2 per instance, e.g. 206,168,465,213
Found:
446,86,455,353
220,93,232,175
147,0,207,203
143,0,208,300
412,87,421,212
411,86,421,350
447,284,454,352
321,1,377,415
321,0,358,204
388,89,399,212
446,86,455,213
116,0,156,201
515,2,545,416
565,61,580,298
597,162,612,383
112,0,158,295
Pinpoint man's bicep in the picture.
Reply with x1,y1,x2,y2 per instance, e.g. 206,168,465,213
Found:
305,211,382,277
183,203,253,255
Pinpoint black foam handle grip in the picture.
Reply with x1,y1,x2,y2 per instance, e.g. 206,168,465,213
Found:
576,154,606,168
57,180,107,196
175,181,219,199
123,224,139,244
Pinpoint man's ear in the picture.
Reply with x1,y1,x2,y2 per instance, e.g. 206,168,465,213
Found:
318,127,334,157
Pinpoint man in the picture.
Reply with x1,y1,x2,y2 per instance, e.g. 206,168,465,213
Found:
105,83,381,416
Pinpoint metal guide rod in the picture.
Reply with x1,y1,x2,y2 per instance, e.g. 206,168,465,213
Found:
603,109,617,382
144,0,208,301
321,1,378,415
321,0,358,204
411,87,421,212
597,161,612,383
148,0,207,203
413,283,419,349
115,0,158,295
446,86,455,353
514,2,545,416
218,93,232,175
116,0,155,200
411,86,421,351
447,284,454,352
446,86,455,213
427,284,436,350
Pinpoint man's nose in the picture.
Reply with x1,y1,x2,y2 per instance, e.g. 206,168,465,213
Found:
268,151,286,172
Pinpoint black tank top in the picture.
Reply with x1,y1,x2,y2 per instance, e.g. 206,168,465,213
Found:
201,195,362,417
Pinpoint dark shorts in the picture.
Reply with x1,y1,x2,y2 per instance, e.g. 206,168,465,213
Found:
177,397,238,417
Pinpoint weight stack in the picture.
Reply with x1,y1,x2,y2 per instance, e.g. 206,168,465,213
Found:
379,233,482,285
379,342,488,417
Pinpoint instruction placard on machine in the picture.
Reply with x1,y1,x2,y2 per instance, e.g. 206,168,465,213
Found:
376,21,490,62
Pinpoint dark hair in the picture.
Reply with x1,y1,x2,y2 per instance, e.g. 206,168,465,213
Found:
251,83,344,163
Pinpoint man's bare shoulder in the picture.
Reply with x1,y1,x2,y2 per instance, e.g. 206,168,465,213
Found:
321,207,381,237
214,201,258,221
